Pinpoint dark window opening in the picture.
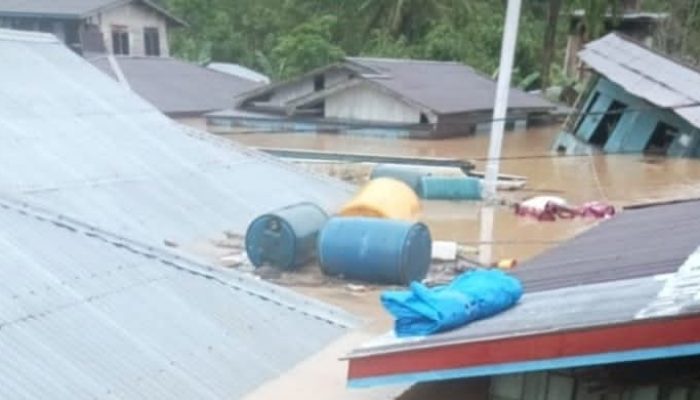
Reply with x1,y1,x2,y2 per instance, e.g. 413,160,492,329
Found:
314,75,325,91
645,122,678,155
144,27,160,56
589,100,626,147
574,91,600,135
111,26,129,55
420,113,429,124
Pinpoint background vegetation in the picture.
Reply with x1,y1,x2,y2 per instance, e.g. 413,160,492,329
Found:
161,0,700,90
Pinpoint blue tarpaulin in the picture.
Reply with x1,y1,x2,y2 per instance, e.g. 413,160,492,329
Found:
381,269,523,337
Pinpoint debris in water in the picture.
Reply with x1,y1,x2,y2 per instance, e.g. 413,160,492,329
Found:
346,284,368,293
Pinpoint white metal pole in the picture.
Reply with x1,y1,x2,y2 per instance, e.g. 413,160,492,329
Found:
483,0,523,199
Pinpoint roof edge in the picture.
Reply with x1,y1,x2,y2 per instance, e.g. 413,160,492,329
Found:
0,194,357,328
84,0,187,27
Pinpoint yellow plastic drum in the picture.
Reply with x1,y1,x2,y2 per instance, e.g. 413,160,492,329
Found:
339,178,421,221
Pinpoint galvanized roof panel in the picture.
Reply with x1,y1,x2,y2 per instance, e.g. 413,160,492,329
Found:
580,33,700,129
0,29,351,246
0,197,354,399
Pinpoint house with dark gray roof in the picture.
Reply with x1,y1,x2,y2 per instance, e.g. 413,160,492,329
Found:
89,55,264,127
346,199,700,398
209,57,554,138
554,33,700,158
0,0,184,56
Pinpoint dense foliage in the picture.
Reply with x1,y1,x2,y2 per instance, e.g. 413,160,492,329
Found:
163,0,700,89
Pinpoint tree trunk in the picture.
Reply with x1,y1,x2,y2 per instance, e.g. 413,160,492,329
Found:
541,0,563,90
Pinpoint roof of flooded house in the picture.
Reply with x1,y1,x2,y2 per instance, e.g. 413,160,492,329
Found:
0,28,350,246
580,33,700,129
237,57,554,117
344,57,554,115
0,196,354,399
346,199,700,388
89,56,263,116
0,0,185,25
513,198,700,292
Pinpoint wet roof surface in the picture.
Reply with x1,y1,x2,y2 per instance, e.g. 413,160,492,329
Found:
346,57,554,115
89,56,262,115
580,33,700,129
514,199,700,292
0,29,350,246
0,197,353,399
351,200,700,359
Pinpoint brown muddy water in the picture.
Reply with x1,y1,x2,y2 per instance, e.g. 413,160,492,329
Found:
229,125,700,261
222,126,700,399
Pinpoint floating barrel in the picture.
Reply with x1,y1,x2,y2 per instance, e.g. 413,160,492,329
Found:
339,178,420,221
370,164,430,193
245,202,328,270
318,217,432,285
418,176,482,200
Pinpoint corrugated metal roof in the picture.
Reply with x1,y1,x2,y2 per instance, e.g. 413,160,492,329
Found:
345,57,554,115
0,195,354,399
579,33,700,129
0,28,351,246
89,56,263,116
350,243,700,357
0,0,185,25
514,199,700,292
352,274,666,357
347,200,700,386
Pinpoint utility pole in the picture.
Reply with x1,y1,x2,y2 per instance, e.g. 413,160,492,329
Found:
482,0,523,199
479,0,522,265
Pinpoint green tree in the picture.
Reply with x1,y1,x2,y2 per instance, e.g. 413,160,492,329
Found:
269,15,346,79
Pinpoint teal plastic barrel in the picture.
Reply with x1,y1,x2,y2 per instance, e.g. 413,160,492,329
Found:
317,217,432,285
245,202,328,270
370,164,429,193
418,176,482,200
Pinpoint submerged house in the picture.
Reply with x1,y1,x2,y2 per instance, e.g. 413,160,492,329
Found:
209,58,554,138
554,33,700,157
564,7,667,79
348,198,700,398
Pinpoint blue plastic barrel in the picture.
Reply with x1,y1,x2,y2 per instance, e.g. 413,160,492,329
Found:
370,164,429,193
245,202,328,270
317,217,432,285
418,176,482,200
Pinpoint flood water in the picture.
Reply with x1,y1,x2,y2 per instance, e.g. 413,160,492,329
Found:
225,125,700,399
228,125,700,261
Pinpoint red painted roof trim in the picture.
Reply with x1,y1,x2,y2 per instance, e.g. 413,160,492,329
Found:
348,314,700,380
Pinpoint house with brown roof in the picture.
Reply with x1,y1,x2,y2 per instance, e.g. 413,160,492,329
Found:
347,199,700,399
0,0,184,56
208,58,554,138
